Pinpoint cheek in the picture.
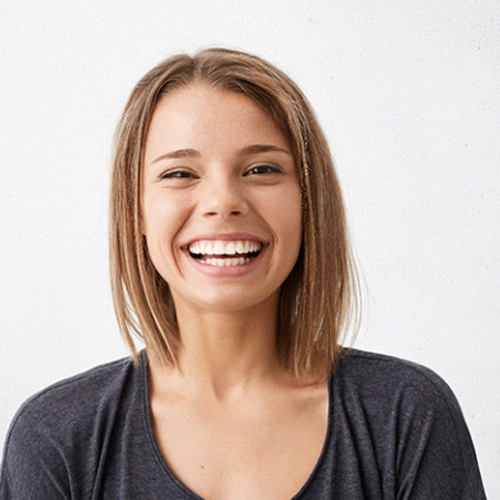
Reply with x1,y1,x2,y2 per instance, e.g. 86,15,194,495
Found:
141,197,183,277
281,186,303,237
142,192,186,236
265,185,303,251
141,199,184,272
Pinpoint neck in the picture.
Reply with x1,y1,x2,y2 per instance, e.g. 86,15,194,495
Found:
150,297,284,401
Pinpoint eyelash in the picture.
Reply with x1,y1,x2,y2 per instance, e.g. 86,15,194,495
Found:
160,170,197,180
244,164,282,176
159,164,282,180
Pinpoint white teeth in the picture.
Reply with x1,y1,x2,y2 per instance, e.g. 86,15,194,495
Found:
204,241,213,255
189,240,262,256
225,242,236,255
201,257,249,267
213,241,225,255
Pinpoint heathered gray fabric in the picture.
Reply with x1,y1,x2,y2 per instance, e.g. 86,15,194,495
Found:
1,349,486,499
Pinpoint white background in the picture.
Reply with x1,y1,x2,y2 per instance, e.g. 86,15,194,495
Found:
1,0,498,496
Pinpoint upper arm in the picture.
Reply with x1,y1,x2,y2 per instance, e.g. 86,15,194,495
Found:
0,406,70,500
395,374,486,500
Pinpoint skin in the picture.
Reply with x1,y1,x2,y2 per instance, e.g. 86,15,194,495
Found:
141,83,328,499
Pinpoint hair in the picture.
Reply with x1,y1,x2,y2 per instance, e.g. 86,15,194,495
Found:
110,47,361,379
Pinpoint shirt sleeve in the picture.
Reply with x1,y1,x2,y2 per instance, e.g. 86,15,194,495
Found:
394,371,486,499
0,405,70,500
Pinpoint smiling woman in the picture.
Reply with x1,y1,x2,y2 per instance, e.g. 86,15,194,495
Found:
0,48,486,499
110,49,356,381
141,83,302,322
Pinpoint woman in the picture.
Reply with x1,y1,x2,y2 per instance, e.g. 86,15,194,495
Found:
0,48,486,499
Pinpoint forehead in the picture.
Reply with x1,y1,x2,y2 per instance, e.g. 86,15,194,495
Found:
144,83,291,160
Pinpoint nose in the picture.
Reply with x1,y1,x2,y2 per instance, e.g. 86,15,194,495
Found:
201,175,249,219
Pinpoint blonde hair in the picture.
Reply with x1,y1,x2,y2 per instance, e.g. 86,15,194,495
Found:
110,47,360,378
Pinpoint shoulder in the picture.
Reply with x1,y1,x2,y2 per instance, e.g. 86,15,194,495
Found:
10,355,137,434
332,348,469,440
329,349,486,497
1,355,142,496
335,348,458,404
5,358,137,464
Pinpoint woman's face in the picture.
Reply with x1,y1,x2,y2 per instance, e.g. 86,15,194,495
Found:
141,83,302,315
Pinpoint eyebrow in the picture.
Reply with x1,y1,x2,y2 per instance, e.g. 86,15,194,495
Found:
151,148,200,164
151,144,291,165
236,144,292,157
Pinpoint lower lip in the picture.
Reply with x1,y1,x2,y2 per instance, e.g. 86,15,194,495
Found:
184,247,267,277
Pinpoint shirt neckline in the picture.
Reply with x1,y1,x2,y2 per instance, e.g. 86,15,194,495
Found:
139,349,334,499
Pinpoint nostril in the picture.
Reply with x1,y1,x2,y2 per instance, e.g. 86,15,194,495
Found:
201,188,250,218
204,205,248,217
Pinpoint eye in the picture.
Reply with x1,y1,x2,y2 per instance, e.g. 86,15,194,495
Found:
244,164,282,176
160,169,198,180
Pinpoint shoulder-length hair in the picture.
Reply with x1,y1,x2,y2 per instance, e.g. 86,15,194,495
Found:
110,47,360,379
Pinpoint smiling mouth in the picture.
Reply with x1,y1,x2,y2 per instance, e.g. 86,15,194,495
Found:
188,240,264,267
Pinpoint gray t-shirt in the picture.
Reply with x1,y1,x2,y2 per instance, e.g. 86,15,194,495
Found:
0,349,486,499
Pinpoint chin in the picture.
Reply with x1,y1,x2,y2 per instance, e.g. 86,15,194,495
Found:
178,288,280,316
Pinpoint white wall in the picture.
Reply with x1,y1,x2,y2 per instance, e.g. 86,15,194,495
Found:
1,0,498,495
